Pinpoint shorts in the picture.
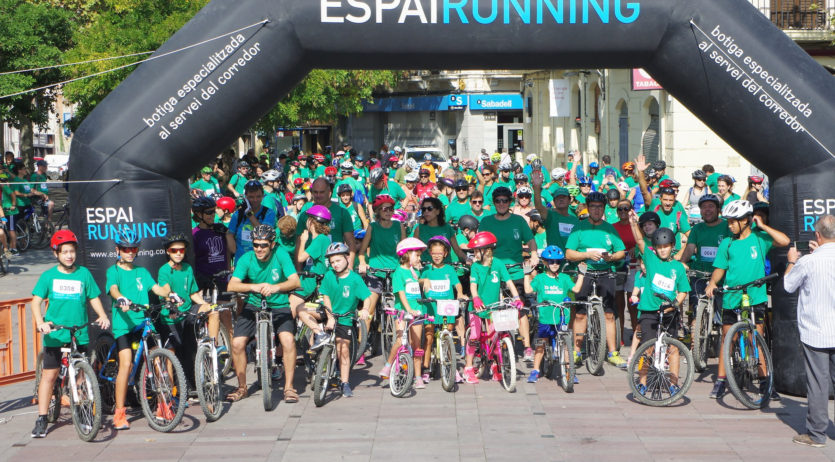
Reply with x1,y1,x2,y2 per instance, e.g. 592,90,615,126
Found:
575,273,616,314
536,323,557,343
41,345,88,370
6,210,18,232
364,274,383,294
614,271,628,291
334,323,354,341
115,330,144,352
157,320,186,349
233,304,295,339
722,303,766,325
638,311,678,339
196,272,229,294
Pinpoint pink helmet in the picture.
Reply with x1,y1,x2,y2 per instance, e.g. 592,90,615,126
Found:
392,209,408,222
396,237,427,257
306,205,332,223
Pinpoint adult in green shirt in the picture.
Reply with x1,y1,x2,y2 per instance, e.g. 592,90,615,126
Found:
678,194,730,312
227,224,300,403
30,230,110,438
531,172,579,253
704,164,721,194
30,160,54,221
705,200,789,399
717,175,741,207
226,161,251,200
295,179,357,258
192,167,222,198
413,197,467,263
446,179,472,224
651,188,691,256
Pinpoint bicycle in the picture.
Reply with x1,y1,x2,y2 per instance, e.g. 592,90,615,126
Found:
570,269,610,375
716,273,779,409
688,269,720,372
532,300,579,393
42,322,103,442
252,294,281,411
418,298,467,392
202,269,236,377
465,300,519,393
51,200,69,231
389,312,432,397
312,312,364,407
90,303,188,432
23,202,50,249
368,267,398,357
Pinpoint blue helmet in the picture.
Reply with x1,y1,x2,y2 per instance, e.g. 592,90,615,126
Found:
541,245,565,261
353,229,367,240
577,176,592,186
589,162,599,169
115,229,142,248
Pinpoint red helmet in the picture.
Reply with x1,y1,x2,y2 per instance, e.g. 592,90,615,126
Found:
748,175,764,184
325,166,337,176
293,177,304,186
389,155,399,162
467,231,497,250
51,229,78,251
216,196,236,214
372,194,395,208
659,179,676,188
313,153,325,162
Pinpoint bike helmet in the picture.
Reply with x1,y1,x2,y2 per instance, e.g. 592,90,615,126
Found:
406,158,418,170
577,208,589,220
498,162,512,172
748,175,764,184
577,176,592,187
605,189,620,201
292,192,307,203
250,224,276,242
551,167,567,181
480,152,490,160
526,210,543,223
526,153,538,163
396,237,427,256
244,180,263,192
306,205,332,223
753,201,770,215
622,161,635,172
450,155,459,162
261,169,281,182
340,161,353,171
722,200,753,219
370,167,385,184
540,245,565,262
216,196,236,214
516,186,533,197
353,229,367,240
490,152,502,163
325,242,351,257
698,194,722,207
467,231,498,250
372,194,395,209
457,215,479,232
115,229,142,248
51,229,78,251
325,166,338,176
454,179,469,190
191,196,216,212
405,171,418,182
511,161,521,172
651,160,667,171
162,232,189,248
658,187,676,197
514,172,528,182
566,185,580,197
392,209,408,222
586,191,607,204
438,178,455,189
313,153,325,163
427,235,451,250
639,211,661,227
237,160,250,169
659,179,677,189
651,227,676,247
492,186,514,201
692,169,707,180
293,178,305,187
337,183,353,195
589,161,599,169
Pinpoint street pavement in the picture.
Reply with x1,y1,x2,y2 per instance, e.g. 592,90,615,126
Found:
0,249,834,461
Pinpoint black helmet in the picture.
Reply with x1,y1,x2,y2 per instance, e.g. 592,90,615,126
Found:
698,194,721,207
369,167,385,184
457,215,479,232
492,186,513,201
510,161,521,172
526,210,543,223
586,192,607,204
337,183,353,195
752,201,770,215
244,180,263,192
651,227,676,247
250,224,276,242
639,211,661,227
605,189,620,201
191,196,216,212
692,169,707,180
162,232,189,249
454,179,469,190
651,160,667,171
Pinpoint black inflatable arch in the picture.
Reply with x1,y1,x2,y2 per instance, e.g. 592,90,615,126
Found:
70,0,835,395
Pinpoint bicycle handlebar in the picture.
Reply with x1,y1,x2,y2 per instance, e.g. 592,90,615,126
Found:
49,321,98,333
298,271,325,282
367,267,397,276
686,269,713,279
715,272,780,294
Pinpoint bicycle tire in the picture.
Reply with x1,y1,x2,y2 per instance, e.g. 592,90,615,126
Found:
353,319,369,365
89,336,117,415
723,323,773,409
390,350,414,398
542,342,555,380
139,348,188,432
47,382,61,423
380,312,396,358
439,331,456,392
628,337,694,407
585,302,606,376
313,344,334,407
614,315,622,352
70,360,102,442
217,324,233,377
499,336,516,393
30,217,49,249
691,299,712,372
558,332,576,393
257,321,273,411
33,350,44,404
195,344,223,422
14,221,29,252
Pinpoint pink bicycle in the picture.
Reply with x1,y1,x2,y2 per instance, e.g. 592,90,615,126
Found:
465,300,518,392
389,312,432,398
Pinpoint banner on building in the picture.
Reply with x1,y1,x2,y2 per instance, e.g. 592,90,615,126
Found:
549,79,570,117
631,69,663,91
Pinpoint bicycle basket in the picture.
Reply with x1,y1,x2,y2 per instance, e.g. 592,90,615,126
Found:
491,308,519,332
435,300,460,317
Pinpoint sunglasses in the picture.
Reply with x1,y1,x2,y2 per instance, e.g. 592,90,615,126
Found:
471,200,483,205
617,207,632,212
167,247,186,255
494,198,511,204
421,206,435,212
517,194,532,199
455,187,469,192
579,183,592,187
202,209,216,215
252,242,271,249
381,206,394,212
419,175,430,178
119,247,138,253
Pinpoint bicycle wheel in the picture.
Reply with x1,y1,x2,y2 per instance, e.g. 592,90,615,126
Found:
47,382,62,423
30,217,49,249
585,302,607,376
217,324,233,377
313,344,334,407
352,320,369,365
257,321,273,411
614,315,622,351
499,336,516,392
691,299,712,372
542,341,555,380
14,221,29,252
195,344,223,422
33,350,44,404
723,323,773,409
439,331,456,392
89,336,116,415
139,348,188,432
380,312,396,358
558,332,576,393
70,361,102,442
389,350,414,398
628,337,694,407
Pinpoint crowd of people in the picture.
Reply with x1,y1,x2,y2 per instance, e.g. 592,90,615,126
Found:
0,151,56,260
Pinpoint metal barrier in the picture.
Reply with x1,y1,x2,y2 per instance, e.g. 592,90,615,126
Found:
0,298,42,386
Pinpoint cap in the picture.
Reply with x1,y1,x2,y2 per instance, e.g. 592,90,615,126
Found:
200,166,212,174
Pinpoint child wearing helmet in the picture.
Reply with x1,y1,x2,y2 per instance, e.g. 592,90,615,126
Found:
289,205,333,315
523,246,584,383
30,231,110,438
378,238,427,384
106,229,171,430
336,182,368,233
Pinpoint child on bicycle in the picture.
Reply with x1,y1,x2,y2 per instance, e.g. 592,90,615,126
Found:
628,211,691,395
106,229,172,430
379,238,427,388
318,242,371,397
30,230,110,438
289,205,332,320
420,235,467,384
465,231,524,384
523,246,583,383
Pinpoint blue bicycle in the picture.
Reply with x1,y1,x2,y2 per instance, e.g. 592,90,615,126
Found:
532,299,582,393
90,303,188,432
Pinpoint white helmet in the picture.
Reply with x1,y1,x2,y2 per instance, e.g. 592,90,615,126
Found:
551,167,567,181
722,200,753,219
340,161,353,170
516,186,533,196
393,146,402,153
499,161,512,171
261,169,281,182
406,158,418,170
405,171,419,182
526,153,538,163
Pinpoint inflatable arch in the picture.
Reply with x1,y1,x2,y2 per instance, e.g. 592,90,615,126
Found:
69,0,835,395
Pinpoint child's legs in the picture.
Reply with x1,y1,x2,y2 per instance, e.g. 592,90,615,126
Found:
573,313,587,352
422,324,434,369
288,294,304,318
465,315,483,368
115,348,133,409
298,309,322,333
410,323,423,376
37,349,61,415
336,338,351,383
386,318,405,364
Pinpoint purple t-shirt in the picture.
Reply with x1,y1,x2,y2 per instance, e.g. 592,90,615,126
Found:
192,227,228,281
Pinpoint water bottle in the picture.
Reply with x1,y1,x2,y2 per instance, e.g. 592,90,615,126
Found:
560,297,571,332
59,356,68,379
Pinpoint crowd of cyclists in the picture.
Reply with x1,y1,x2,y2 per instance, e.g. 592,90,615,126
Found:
28,142,789,438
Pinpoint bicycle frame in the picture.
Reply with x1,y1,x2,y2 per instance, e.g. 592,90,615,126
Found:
255,307,276,372
98,318,159,388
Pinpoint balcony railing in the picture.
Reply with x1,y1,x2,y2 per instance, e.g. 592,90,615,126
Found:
749,0,834,32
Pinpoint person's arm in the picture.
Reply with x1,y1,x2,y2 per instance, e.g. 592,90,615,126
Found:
357,224,373,272
397,291,421,317
225,232,236,262
782,246,804,293
357,205,369,229
344,231,357,263
526,239,539,268
504,279,520,298
571,271,585,294
704,268,726,298
679,243,697,264
531,170,549,220
634,155,653,207
31,295,51,333
523,274,534,294
226,176,238,197
451,237,467,262
675,290,688,307
297,230,311,263
752,215,790,247
151,283,170,298
322,295,336,330
628,210,646,254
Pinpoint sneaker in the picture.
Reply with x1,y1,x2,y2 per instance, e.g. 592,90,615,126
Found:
355,354,365,366
459,345,466,358
463,367,479,384
637,384,647,396
573,350,583,366
758,378,771,398
455,370,464,383
9,249,19,256
490,363,502,382
771,390,782,401
414,377,426,389
573,375,579,384
378,364,391,379
30,416,47,438
607,351,627,369
793,433,825,448
669,384,681,395
527,370,540,383
271,364,284,381
155,401,175,422
113,407,130,430
312,332,329,349
709,380,726,399
523,348,534,362
341,382,353,397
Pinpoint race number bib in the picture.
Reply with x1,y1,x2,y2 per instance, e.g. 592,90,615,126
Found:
241,228,252,242
405,281,421,296
430,279,450,294
700,246,718,261
558,222,574,236
436,300,459,317
52,279,82,300
652,274,675,293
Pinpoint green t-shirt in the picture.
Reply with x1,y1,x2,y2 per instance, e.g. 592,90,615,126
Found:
262,190,286,212
332,177,363,199
106,265,157,338
721,192,742,206
564,220,626,271
687,219,731,272
712,230,773,310
321,270,370,326
368,221,402,270
30,172,49,195
415,222,455,263
656,206,691,236
157,263,199,324
534,231,547,251
11,177,31,207
370,180,406,210
530,272,575,324
291,167,312,181
420,264,460,324
637,249,690,312
706,172,721,194
294,202,353,244
447,199,471,224
604,204,619,224
1,184,14,212
340,201,363,231
392,266,423,313
543,210,579,251
469,260,511,318
32,266,101,347
232,248,298,309
229,173,248,196
478,214,534,279
191,178,221,197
